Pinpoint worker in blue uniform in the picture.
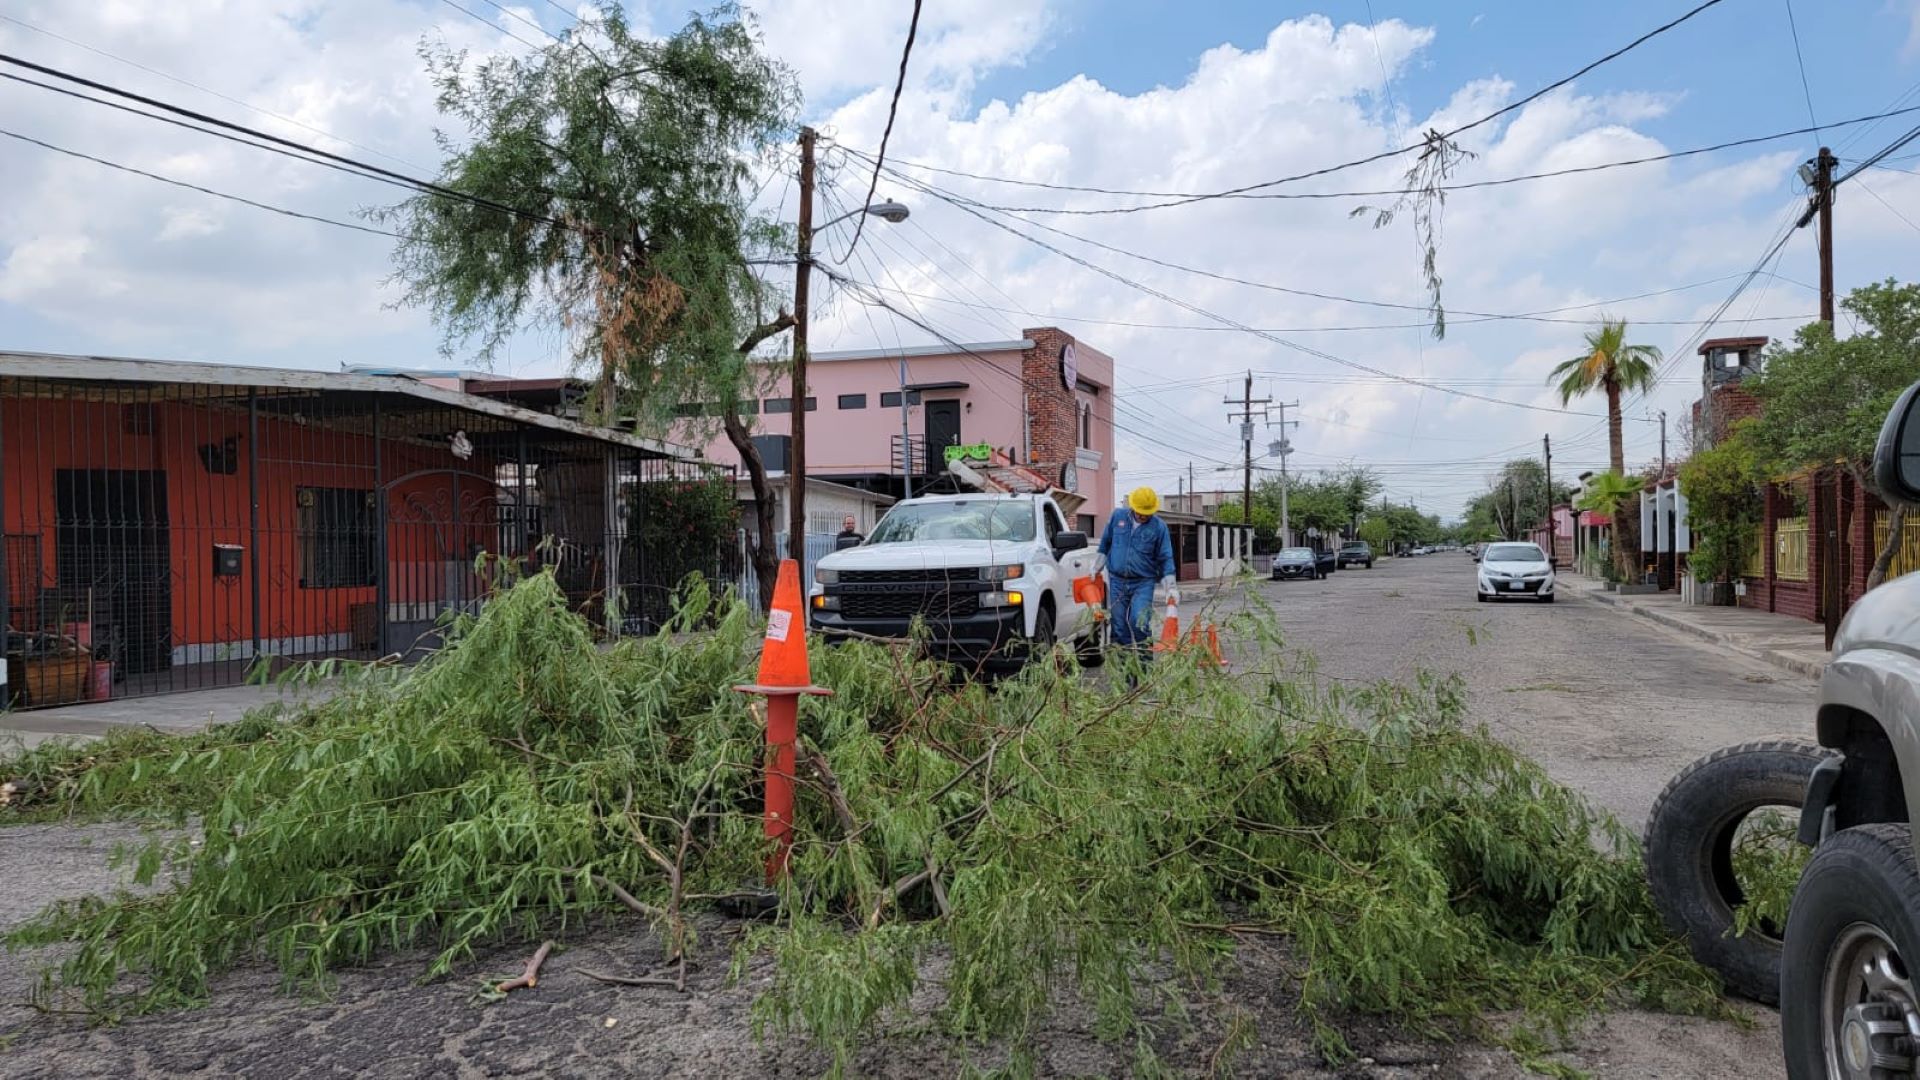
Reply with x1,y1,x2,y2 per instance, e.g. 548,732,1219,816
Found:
1098,487,1176,659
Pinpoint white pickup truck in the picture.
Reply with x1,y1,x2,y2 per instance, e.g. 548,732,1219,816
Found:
806,493,1107,672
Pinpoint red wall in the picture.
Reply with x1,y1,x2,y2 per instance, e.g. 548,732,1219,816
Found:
2,393,500,652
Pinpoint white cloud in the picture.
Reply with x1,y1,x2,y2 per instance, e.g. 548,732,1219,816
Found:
0,2,1910,512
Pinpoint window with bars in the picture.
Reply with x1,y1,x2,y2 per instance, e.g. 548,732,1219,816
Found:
880,391,922,408
298,486,376,588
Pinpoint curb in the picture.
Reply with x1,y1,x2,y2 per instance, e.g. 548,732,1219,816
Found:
1566,583,1827,681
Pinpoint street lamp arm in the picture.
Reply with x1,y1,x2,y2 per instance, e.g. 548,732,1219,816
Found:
813,200,911,233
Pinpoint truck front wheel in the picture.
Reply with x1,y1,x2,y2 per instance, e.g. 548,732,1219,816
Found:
1781,824,1920,1079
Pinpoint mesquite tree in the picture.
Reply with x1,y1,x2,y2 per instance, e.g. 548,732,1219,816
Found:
379,5,799,605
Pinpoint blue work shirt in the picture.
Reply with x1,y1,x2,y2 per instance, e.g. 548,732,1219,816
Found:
1099,510,1175,581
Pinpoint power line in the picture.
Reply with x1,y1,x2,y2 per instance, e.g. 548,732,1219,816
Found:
849,0,1731,212
854,150,1794,332
864,106,1920,216
0,125,414,241
435,0,550,51
838,0,922,262
1854,178,1920,237
1782,0,1819,138
470,0,564,43
0,51,567,228
881,168,1651,421
0,13,431,173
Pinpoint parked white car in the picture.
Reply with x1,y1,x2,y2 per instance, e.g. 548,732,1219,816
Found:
1474,541,1556,603
807,493,1107,672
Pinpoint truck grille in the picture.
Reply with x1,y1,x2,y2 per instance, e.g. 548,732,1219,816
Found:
839,568,980,584
840,591,981,620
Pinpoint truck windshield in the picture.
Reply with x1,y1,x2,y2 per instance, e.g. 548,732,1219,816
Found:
866,501,1036,544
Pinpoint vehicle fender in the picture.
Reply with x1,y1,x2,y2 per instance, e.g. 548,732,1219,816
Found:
1819,647,1920,842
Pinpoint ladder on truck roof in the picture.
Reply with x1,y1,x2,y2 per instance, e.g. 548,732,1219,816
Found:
945,449,1087,522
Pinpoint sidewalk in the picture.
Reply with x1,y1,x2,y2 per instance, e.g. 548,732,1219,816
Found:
1558,574,1830,679
1,682,319,751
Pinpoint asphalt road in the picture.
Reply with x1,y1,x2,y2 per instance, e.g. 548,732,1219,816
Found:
1227,552,1817,833
1,556,1808,1078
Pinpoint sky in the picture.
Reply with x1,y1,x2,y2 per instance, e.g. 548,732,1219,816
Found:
2,0,1918,518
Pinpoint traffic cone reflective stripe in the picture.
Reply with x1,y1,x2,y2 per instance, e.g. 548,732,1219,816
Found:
733,558,832,881
1154,595,1180,652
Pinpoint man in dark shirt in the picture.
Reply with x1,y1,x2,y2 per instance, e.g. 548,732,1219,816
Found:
834,514,864,551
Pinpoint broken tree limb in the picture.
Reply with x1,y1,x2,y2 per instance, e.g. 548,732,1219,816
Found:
865,864,937,930
586,873,668,921
495,939,554,993
798,737,859,836
924,853,951,918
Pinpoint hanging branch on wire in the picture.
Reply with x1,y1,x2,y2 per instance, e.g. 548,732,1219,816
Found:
1350,128,1476,340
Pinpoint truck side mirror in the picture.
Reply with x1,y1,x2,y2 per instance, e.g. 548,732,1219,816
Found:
1052,531,1088,556
1875,379,1920,504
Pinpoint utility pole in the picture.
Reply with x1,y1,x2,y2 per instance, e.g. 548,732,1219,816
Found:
1658,411,1668,475
1797,146,1837,327
1509,475,1520,542
788,126,817,555
1224,371,1271,537
1270,401,1299,546
1543,434,1555,566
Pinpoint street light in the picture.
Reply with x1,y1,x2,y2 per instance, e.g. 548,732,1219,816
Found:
816,200,911,231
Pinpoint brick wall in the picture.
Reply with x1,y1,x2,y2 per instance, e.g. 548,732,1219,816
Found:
1738,468,1889,623
1021,327,1079,473
1692,384,1762,446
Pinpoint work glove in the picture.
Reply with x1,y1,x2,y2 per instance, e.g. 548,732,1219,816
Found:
1160,575,1178,606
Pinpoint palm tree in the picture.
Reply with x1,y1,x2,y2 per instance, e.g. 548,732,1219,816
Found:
1552,319,1661,577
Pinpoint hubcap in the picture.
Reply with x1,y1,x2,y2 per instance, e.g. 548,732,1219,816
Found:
1824,923,1920,1078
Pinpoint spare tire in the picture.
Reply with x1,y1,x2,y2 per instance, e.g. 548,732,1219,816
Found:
1643,738,1835,1004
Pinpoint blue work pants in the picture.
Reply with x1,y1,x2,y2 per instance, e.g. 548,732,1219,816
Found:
1108,575,1158,654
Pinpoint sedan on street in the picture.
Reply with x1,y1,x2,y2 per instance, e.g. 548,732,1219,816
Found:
1271,546,1333,581
1475,541,1555,603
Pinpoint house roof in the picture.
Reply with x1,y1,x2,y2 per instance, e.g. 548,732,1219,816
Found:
0,351,700,461
734,475,896,504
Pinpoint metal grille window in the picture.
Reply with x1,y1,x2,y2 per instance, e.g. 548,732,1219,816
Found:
880,391,922,408
298,487,376,588
837,393,867,410
763,397,818,414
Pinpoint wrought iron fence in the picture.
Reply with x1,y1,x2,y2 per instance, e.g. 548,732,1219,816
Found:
1872,512,1920,581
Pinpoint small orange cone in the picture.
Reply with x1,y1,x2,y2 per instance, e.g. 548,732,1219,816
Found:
1186,622,1224,668
1154,595,1180,652
734,559,832,881
1072,572,1107,606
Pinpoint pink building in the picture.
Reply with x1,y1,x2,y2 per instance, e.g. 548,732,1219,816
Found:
683,327,1117,535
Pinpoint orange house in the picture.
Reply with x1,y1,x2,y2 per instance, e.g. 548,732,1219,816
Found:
1,353,703,708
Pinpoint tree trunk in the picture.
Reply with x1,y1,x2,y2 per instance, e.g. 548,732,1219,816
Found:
1866,502,1908,592
1605,377,1635,580
728,313,796,611
725,412,779,610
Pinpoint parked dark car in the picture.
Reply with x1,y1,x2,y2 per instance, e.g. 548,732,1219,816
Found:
1270,546,1334,581
1336,541,1374,569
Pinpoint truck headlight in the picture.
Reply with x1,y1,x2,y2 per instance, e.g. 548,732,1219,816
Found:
980,564,1024,583
980,590,1023,608
815,568,839,585
811,595,839,611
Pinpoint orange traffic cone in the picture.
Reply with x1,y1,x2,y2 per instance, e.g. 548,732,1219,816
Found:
734,559,832,881
1187,622,1224,668
1154,594,1180,652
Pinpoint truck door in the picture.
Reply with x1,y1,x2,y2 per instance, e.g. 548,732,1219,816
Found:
1044,500,1096,635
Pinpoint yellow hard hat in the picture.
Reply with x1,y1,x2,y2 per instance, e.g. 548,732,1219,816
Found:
1128,487,1161,515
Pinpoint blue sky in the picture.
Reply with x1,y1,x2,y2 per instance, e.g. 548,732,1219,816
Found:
2,0,1916,512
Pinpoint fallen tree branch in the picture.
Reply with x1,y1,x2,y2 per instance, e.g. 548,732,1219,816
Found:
866,864,936,930
586,872,668,921
924,852,951,919
798,737,859,837
579,967,679,988
495,939,554,993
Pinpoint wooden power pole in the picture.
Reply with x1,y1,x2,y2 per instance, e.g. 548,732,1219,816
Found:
788,127,817,554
